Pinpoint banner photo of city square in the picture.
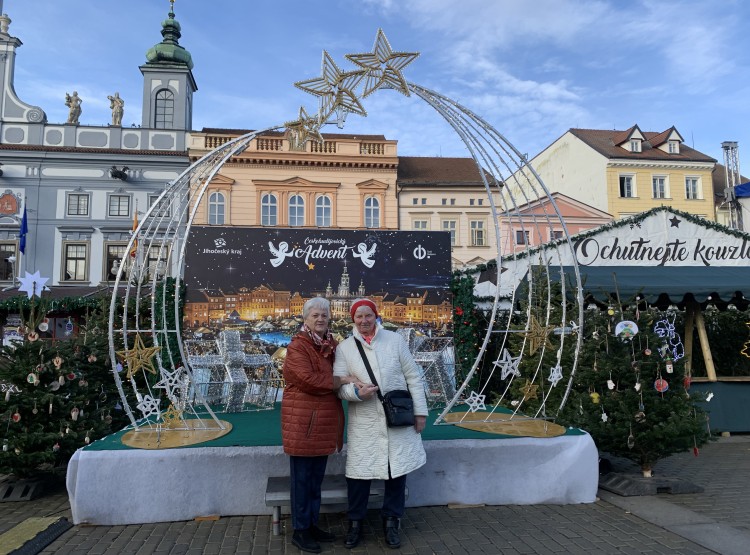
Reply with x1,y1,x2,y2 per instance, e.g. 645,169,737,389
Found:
182,227,453,347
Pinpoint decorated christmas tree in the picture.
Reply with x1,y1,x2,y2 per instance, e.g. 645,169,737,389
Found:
0,296,128,478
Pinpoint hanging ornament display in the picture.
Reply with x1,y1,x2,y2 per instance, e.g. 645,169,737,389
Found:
634,411,646,423
87,353,97,363
606,375,615,390
38,318,49,332
49,400,53,414
32,401,38,415
653,313,685,361
654,378,669,393
665,359,674,374
607,306,615,316
634,381,642,392
590,392,600,404
49,380,60,392
2,439,7,452
601,409,608,422
53,355,64,369
65,317,74,336
52,442,60,452
84,431,91,445
11,411,21,423
26,372,37,384
70,407,80,421
66,372,76,381
27,331,39,342
614,320,638,339
705,392,714,402
627,426,635,449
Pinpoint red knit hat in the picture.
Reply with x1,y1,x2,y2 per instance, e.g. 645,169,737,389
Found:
350,299,378,319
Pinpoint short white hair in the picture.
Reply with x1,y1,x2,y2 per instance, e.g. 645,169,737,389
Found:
303,297,331,320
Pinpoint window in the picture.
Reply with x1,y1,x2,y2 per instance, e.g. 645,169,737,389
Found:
450,198,455,205
261,193,277,226
149,194,171,218
668,141,679,154
441,198,447,205
442,220,457,246
652,176,667,199
147,246,169,280
105,244,127,281
108,195,130,217
364,197,380,228
619,175,634,198
289,194,305,227
413,220,428,230
550,230,564,241
470,199,475,206
478,198,484,206
412,198,418,205
685,177,700,200
515,230,530,245
315,196,331,227
470,220,485,246
208,192,225,225
0,242,16,281
155,89,174,129
67,193,89,216
630,139,641,152
421,198,426,205
64,243,88,281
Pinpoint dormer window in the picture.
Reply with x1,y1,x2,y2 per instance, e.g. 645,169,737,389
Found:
668,140,680,154
630,139,641,153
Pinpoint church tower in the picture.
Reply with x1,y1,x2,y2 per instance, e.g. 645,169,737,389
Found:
140,2,197,130
337,261,351,297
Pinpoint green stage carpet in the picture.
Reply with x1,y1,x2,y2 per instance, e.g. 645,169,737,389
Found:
84,405,584,451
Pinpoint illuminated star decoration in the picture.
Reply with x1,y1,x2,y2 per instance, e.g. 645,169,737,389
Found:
116,334,161,379
547,364,564,387
160,404,183,429
154,366,188,402
18,271,50,299
524,316,555,355
520,380,539,401
346,28,419,98
284,105,324,150
295,50,366,127
741,322,750,359
493,348,522,380
136,394,161,419
464,390,486,412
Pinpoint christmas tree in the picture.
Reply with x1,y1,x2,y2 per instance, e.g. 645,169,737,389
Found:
0,296,129,479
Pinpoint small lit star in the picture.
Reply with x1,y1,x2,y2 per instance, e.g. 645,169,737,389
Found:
308,263,315,270
520,380,539,400
493,349,522,380
160,404,183,429
547,364,563,387
464,391,486,412
154,366,188,401
136,394,161,418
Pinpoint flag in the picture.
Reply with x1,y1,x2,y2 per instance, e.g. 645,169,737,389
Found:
129,211,138,258
19,206,28,255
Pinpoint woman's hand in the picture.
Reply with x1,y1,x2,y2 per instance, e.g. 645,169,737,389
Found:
414,415,427,434
355,383,379,400
334,375,360,389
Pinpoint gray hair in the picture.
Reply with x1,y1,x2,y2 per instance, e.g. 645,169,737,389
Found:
303,296,331,320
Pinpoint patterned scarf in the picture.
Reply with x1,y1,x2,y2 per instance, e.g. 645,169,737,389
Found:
302,323,335,358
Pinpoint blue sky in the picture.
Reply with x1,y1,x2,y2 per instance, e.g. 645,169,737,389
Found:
4,0,750,164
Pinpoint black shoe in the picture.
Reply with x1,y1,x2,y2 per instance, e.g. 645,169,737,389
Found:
291,529,322,554
383,516,401,549
344,520,363,549
310,524,335,542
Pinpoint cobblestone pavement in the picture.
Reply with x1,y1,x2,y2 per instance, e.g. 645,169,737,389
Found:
3,437,748,554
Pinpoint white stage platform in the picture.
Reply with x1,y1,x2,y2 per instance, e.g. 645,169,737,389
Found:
67,432,598,525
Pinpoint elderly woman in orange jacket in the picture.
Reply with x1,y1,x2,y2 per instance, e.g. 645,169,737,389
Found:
281,297,359,554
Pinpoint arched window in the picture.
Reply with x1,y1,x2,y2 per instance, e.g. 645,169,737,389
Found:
289,194,304,227
261,193,277,226
208,192,225,225
365,196,380,228
316,195,331,227
155,89,175,129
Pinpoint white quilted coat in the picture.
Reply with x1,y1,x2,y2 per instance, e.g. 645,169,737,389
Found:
334,325,428,480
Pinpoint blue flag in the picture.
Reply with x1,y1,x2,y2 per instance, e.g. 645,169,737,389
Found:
19,206,28,254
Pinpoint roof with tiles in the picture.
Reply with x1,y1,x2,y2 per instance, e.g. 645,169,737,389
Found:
569,127,716,163
396,156,484,186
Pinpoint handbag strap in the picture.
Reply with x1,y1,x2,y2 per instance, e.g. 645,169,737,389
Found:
354,338,384,402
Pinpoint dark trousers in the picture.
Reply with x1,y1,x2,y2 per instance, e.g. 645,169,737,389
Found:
346,474,407,520
289,455,328,531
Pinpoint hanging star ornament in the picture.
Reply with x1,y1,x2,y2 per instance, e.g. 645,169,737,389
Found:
493,349,522,380
295,50,366,125
524,316,555,355
464,390,486,412
346,28,419,97
284,105,324,150
160,404,183,429
547,364,563,387
154,366,188,401
18,271,50,299
136,394,161,419
116,334,161,379
520,380,539,401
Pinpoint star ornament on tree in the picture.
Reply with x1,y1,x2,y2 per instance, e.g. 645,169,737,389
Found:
493,348,522,380
295,50,366,125
18,271,50,299
116,334,161,379
524,316,555,355
346,28,419,97
464,390,486,412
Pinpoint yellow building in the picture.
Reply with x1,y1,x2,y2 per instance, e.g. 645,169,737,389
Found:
524,125,717,221
188,129,399,230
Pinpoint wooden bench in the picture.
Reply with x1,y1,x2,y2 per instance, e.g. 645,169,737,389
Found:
264,474,387,535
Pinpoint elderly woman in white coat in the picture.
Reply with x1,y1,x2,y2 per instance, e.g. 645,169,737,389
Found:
334,298,428,549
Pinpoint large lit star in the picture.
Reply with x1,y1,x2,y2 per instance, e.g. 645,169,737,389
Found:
524,316,555,355
493,348,522,380
284,106,324,150
116,334,161,379
346,29,419,97
18,271,50,299
295,51,366,125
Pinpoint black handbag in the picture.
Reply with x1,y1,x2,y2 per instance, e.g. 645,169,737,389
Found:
354,338,415,428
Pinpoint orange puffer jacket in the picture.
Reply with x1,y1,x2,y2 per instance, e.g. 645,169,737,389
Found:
281,331,344,456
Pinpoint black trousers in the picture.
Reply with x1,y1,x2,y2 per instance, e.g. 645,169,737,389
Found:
346,474,407,520
289,455,328,530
